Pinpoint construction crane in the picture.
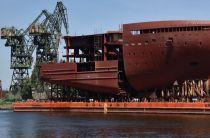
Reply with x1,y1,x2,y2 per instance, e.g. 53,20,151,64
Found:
0,80,2,99
29,1,69,97
1,1,69,99
1,27,34,98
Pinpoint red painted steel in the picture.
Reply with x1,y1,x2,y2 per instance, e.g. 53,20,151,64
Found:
41,61,120,94
41,31,123,94
41,20,210,94
123,20,210,91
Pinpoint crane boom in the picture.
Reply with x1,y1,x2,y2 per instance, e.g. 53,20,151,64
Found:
1,1,69,99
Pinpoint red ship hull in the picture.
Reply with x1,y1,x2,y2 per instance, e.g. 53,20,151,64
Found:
41,20,210,95
41,60,120,94
123,21,210,91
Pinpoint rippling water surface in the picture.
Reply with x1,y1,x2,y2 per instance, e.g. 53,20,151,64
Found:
0,110,210,137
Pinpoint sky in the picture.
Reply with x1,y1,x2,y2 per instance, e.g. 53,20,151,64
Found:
0,0,210,90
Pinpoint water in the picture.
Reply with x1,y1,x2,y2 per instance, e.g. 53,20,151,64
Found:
0,111,210,138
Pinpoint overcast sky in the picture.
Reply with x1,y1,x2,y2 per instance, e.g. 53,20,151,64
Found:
0,0,210,89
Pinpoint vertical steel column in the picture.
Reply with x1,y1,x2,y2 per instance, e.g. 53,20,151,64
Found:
0,80,2,99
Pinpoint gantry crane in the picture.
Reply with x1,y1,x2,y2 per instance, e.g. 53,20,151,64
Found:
29,2,69,96
1,1,69,99
0,80,2,99
1,27,34,98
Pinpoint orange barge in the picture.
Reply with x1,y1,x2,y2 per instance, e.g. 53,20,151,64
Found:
13,102,210,114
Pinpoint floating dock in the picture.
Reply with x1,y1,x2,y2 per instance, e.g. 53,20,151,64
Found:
13,102,210,114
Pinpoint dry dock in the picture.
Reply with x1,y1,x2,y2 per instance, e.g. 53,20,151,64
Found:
13,102,210,114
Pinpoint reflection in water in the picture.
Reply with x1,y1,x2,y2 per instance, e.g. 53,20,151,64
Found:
0,111,210,137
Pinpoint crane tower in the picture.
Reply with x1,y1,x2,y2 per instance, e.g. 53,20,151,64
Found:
1,1,69,99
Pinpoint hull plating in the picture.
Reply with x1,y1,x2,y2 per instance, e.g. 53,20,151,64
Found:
41,20,210,94
41,60,119,94
123,21,210,91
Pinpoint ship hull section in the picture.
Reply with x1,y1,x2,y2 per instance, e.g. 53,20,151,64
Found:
123,21,210,91
41,61,119,94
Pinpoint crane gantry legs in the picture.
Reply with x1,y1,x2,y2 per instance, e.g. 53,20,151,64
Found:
1,1,69,99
